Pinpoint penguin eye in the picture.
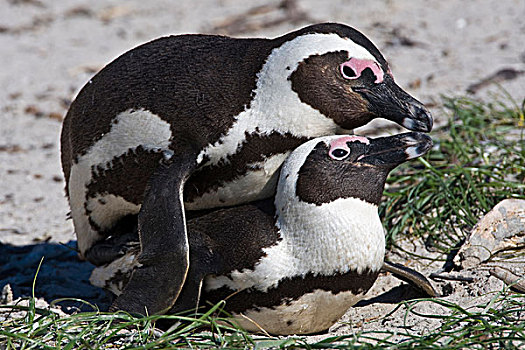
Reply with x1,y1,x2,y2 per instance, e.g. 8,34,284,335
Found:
340,59,385,83
330,148,350,160
341,65,357,79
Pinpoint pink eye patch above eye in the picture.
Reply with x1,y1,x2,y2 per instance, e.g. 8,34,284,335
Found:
340,58,384,84
329,136,369,159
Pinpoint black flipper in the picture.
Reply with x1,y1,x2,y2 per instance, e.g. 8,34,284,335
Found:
382,260,439,297
110,151,198,315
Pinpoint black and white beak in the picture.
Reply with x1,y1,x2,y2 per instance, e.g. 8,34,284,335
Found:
358,132,433,167
355,75,434,132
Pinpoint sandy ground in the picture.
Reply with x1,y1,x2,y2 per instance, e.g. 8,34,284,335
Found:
1,0,524,340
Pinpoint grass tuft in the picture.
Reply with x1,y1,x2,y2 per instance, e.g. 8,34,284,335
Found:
0,300,266,349
5,291,521,349
379,97,525,256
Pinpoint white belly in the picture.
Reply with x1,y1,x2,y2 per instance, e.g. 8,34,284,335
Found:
232,289,364,335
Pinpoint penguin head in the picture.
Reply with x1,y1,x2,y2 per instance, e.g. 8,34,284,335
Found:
277,132,432,207
274,23,433,132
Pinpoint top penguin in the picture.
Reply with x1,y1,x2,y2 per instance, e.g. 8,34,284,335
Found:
60,22,433,314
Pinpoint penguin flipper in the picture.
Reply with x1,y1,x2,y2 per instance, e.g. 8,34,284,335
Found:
382,260,439,297
110,152,198,315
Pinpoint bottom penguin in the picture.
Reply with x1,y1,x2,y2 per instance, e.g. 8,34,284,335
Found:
90,132,432,335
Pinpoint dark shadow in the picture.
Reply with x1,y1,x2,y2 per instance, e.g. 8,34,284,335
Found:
0,241,112,312
355,284,428,307
425,236,465,272
0,240,433,314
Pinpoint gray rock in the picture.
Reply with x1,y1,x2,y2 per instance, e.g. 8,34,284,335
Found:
454,199,525,269
1,284,13,304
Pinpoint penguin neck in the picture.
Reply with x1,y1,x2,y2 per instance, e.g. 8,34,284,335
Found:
275,192,385,275
199,33,369,167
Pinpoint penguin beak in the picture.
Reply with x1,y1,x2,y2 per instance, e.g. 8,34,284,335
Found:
354,75,433,132
359,132,433,167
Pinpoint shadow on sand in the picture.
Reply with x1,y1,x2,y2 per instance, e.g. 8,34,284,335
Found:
355,283,429,308
1,241,428,314
0,241,111,312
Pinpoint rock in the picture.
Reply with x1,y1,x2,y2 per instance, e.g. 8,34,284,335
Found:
1,284,13,304
454,199,525,269
489,267,525,293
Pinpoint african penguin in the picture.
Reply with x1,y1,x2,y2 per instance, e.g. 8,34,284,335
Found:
90,132,433,335
60,23,433,315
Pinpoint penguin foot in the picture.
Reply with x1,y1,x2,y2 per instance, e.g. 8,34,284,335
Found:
382,260,438,297
109,255,186,315
85,231,139,266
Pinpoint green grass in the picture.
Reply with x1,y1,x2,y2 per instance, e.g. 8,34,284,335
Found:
0,301,264,349
2,286,524,349
1,96,524,349
379,96,525,257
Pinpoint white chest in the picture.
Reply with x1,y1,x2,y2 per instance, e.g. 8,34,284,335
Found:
205,197,385,293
